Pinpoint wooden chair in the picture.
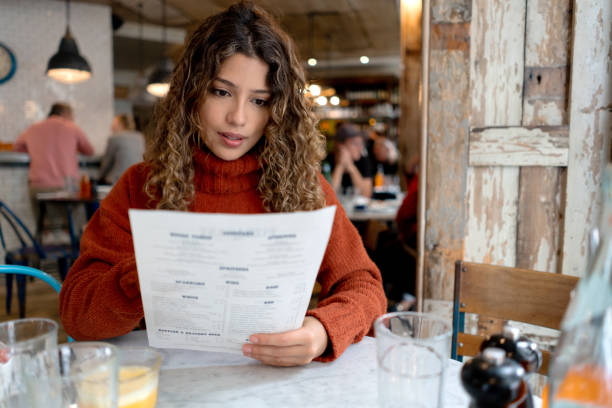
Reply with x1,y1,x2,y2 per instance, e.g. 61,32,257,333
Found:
451,260,579,374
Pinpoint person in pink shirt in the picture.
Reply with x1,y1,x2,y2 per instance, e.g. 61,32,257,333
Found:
14,102,94,224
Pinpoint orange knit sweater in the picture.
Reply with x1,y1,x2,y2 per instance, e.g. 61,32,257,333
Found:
59,149,386,361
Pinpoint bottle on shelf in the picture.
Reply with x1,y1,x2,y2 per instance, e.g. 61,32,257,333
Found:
79,174,91,200
322,161,332,184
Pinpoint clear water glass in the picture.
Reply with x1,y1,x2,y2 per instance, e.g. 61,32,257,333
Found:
375,312,451,408
58,342,118,408
0,318,62,408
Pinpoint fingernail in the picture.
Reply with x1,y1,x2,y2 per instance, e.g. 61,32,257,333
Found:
243,345,252,355
250,336,259,344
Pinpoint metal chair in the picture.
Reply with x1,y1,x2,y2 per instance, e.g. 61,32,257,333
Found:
451,260,579,374
0,200,73,318
0,264,73,342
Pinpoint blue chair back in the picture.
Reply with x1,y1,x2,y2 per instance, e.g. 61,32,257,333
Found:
0,200,73,318
0,200,45,258
0,264,73,342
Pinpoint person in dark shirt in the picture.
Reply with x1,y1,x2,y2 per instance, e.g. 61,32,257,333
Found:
328,123,372,197
369,134,399,177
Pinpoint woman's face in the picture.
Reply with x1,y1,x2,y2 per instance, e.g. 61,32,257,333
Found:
198,53,271,161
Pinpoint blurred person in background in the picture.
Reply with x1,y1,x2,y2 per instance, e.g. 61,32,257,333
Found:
369,133,399,177
14,102,94,221
99,114,145,185
328,122,372,197
373,154,420,310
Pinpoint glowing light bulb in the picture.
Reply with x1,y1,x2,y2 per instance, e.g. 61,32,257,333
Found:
315,96,327,106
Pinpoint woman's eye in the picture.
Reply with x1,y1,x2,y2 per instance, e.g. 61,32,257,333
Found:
212,88,230,97
252,98,269,106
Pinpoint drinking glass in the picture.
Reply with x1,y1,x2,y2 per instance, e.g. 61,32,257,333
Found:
118,346,162,408
0,318,62,408
58,342,118,408
375,312,451,408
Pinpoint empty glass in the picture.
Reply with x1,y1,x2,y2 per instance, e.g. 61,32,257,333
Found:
375,312,451,408
58,342,118,408
0,318,62,408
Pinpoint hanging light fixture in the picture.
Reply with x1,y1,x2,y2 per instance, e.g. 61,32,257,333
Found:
146,0,172,97
46,0,91,84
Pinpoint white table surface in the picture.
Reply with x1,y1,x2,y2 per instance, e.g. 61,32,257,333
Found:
109,331,473,408
341,194,404,222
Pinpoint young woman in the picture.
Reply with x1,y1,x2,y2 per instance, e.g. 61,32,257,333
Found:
59,1,386,367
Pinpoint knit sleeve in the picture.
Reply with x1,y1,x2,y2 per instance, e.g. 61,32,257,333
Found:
306,175,387,362
59,165,148,340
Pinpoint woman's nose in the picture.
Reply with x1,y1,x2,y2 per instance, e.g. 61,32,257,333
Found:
227,100,247,126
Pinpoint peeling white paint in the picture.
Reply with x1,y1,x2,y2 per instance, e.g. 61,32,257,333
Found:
523,100,565,126
469,126,568,166
562,0,612,277
466,0,524,266
465,166,519,266
534,238,553,272
470,0,525,127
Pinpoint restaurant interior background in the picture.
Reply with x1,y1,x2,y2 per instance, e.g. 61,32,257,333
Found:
0,0,610,359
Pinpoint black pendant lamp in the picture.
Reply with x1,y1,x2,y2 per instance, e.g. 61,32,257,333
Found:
46,0,91,84
146,0,172,97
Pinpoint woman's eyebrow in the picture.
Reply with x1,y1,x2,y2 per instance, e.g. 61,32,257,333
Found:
214,77,270,94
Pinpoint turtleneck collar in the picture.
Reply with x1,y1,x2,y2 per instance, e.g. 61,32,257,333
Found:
193,148,261,194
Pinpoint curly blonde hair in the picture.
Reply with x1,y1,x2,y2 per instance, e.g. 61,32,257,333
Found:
144,1,326,212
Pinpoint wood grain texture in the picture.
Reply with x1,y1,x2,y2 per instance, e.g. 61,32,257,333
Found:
431,0,471,23
431,22,470,51
469,0,525,127
469,126,569,166
525,0,571,66
562,0,612,277
517,167,564,273
464,166,518,265
425,48,470,301
465,1,525,267
458,262,578,330
518,0,571,276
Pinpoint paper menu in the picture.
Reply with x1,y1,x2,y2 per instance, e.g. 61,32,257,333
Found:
128,206,336,354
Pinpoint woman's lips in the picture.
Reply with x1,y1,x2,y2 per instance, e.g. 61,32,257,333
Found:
220,132,245,147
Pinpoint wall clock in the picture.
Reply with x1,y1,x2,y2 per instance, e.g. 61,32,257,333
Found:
0,43,17,85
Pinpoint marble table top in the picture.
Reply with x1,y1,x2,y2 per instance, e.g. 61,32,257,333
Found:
109,331,475,408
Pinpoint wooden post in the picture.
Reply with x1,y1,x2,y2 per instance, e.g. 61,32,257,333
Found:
518,0,571,274
562,0,612,276
423,0,471,307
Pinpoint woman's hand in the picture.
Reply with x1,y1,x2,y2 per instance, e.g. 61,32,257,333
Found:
242,316,329,366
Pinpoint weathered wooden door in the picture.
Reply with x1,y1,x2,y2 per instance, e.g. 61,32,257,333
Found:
424,0,611,306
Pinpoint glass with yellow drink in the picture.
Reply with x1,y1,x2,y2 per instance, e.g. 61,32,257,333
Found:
118,347,162,408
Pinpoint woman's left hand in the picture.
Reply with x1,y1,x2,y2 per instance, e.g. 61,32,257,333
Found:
242,316,329,366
